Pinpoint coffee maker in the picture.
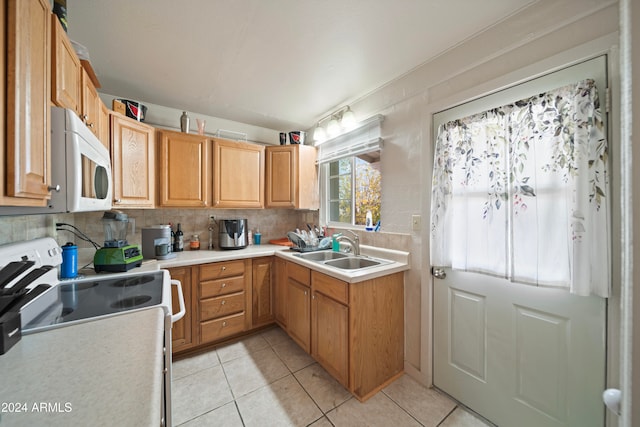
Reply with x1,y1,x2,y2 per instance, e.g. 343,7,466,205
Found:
142,225,176,260
93,210,143,272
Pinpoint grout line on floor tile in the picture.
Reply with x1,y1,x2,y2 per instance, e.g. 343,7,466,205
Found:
435,405,458,427
379,388,428,427
234,401,247,427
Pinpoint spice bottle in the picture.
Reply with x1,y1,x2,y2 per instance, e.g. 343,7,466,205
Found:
190,234,200,250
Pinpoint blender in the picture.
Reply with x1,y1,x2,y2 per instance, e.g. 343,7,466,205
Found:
93,210,143,272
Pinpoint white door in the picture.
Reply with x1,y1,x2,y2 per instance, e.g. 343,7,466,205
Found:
432,56,608,427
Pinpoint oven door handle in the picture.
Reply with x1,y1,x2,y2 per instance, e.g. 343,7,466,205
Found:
170,279,186,323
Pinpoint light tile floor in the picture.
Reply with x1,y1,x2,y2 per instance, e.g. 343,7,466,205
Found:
172,326,491,427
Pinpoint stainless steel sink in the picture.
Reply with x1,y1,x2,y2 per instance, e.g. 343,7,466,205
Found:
294,251,349,261
324,257,386,270
293,250,391,271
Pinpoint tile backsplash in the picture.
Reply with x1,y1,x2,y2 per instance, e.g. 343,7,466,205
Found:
0,209,410,266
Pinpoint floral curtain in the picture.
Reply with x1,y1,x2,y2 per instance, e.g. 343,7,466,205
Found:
430,79,610,297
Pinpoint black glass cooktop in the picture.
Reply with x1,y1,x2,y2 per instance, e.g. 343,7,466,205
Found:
24,270,165,332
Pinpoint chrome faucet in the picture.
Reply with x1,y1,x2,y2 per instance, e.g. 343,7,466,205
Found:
336,230,360,256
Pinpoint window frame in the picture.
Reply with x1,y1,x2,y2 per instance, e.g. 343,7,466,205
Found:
320,152,381,229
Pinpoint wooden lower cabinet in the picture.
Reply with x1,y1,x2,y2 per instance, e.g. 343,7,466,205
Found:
252,257,274,327
169,266,193,353
286,263,311,353
197,259,252,345
282,261,405,401
312,290,349,387
171,257,282,355
273,257,287,327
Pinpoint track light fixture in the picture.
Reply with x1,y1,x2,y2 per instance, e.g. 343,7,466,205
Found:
313,106,357,145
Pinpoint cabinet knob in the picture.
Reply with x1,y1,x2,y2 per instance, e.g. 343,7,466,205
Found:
222,321,227,327
222,266,226,271
87,122,95,128
114,199,122,203
221,283,227,288
221,300,226,305
47,184,61,192
304,290,308,296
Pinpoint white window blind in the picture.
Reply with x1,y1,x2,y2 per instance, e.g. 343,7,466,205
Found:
317,115,384,164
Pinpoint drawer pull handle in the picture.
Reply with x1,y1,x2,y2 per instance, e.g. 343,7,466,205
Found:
222,321,227,327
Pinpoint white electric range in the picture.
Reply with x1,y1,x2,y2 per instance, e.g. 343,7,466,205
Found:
0,237,185,426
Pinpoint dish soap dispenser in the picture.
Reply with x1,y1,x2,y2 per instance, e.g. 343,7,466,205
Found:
365,210,374,231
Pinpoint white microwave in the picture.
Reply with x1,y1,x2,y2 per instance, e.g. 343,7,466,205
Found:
0,107,113,215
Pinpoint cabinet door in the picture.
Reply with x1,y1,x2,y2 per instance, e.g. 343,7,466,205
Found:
265,145,319,209
80,68,100,137
274,257,287,327
98,100,110,151
158,130,210,207
212,138,264,208
111,113,156,208
169,266,193,353
287,278,311,353
265,146,295,208
5,0,51,204
51,14,80,114
252,257,274,327
312,291,349,387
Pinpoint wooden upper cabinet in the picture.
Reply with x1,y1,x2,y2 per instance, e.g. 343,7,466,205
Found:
111,112,156,208
51,14,80,114
3,0,52,205
212,138,264,208
80,67,100,138
98,100,110,151
265,145,318,209
158,129,210,207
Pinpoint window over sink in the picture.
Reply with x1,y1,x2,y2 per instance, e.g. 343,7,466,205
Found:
317,114,384,228
324,154,381,226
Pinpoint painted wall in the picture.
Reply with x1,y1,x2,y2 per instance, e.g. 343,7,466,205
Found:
329,0,620,383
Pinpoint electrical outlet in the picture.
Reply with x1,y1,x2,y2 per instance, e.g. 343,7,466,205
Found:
411,214,421,231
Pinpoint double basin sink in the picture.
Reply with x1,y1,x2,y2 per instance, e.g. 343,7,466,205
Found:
293,250,391,270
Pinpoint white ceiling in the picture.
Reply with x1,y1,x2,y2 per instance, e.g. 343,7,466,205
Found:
67,0,533,132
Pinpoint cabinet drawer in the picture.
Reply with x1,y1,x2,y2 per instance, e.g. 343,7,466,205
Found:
200,276,245,298
200,292,245,321
312,271,348,305
200,312,245,343
287,262,310,286
200,260,246,280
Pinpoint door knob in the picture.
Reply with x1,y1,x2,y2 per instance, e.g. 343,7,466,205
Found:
603,388,621,415
431,267,447,279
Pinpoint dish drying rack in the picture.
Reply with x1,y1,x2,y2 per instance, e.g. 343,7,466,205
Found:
287,231,331,252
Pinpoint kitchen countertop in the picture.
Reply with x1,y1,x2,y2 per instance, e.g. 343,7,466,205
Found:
152,243,410,283
0,308,165,427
